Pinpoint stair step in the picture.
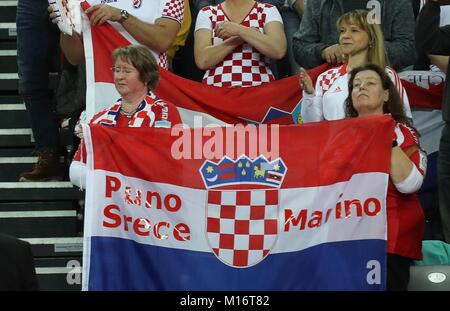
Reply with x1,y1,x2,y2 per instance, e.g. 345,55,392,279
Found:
0,128,33,147
35,256,82,268
0,156,68,182
0,103,29,129
0,2,17,24
0,50,17,73
36,269,82,291
0,22,16,39
0,201,75,211
0,147,35,157
0,40,16,50
34,257,82,291
0,210,77,238
0,156,36,178
0,72,18,90
0,181,84,201
0,94,22,104
22,237,83,257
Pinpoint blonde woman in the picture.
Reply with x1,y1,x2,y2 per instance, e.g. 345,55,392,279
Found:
299,10,412,123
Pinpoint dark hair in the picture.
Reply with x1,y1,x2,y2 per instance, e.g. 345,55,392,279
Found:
112,45,159,91
345,63,412,127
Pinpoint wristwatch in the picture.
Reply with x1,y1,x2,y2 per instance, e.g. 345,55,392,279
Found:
119,10,129,23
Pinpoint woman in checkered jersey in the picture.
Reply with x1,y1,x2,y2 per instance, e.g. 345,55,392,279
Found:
194,0,287,87
299,10,412,123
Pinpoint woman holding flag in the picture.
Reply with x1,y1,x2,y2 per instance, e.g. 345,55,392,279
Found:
69,45,181,188
299,10,412,123
345,63,426,291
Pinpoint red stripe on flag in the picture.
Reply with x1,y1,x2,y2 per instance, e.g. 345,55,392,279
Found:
89,115,394,189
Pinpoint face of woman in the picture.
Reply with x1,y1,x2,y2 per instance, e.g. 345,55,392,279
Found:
113,57,147,98
339,22,370,56
351,70,389,117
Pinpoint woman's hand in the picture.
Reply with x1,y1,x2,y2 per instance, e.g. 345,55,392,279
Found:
215,21,244,40
85,4,121,26
321,44,346,64
48,5,60,24
299,67,314,94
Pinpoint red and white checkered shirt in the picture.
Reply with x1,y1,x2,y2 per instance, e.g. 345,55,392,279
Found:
195,2,282,87
88,0,185,69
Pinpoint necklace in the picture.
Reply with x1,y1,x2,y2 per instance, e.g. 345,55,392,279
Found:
119,106,137,118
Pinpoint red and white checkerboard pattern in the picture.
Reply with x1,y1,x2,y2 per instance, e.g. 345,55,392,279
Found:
318,65,346,95
159,53,168,70
200,3,277,87
158,0,184,69
162,0,184,24
206,189,279,267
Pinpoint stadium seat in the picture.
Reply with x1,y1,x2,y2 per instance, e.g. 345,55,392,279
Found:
408,265,450,291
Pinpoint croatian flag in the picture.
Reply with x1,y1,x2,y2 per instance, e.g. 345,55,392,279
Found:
81,115,394,290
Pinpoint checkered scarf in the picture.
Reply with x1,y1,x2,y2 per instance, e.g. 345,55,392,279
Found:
92,91,158,127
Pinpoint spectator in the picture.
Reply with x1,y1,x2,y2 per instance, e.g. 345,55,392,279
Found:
416,0,450,244
260,0,305,77
346,64,426,291
0,233,39,291
70,45,181,189
194,0,287,87
17,0,64,182
292,0,416,71
48,0,185,69
299,10,412,123
167,0,192,71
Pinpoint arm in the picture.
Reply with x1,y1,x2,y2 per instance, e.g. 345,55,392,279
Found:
122,17,181,53
384,0,416,69
69,160,87,189
217,21,287,60
429,55,449,72
300,73,324,123
390,146,415,184
69,141,87,189
292,1,330,69
86,4,182,53
194,8,245,70
390,145,424,193
291,0,305,15
60,32,85,65
391,125,427,193
416,0,450,56
194,28,244,70
48,5,85,65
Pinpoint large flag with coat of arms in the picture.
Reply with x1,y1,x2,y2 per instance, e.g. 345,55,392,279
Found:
81,115,394,290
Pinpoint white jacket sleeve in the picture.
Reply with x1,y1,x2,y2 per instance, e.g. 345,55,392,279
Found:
394,164,424,194
300,76,324,123
69,160,86,189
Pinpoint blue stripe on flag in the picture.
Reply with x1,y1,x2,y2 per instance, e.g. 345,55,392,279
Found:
87,237,386,291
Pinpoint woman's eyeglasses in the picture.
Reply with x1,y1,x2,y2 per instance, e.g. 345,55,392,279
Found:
111,67,135,75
